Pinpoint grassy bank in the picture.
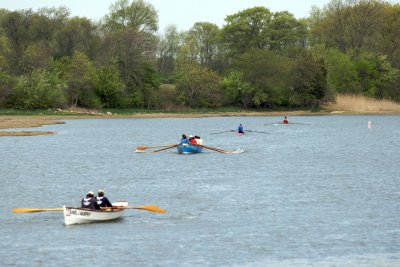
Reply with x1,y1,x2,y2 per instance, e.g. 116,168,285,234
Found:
324,94,400,114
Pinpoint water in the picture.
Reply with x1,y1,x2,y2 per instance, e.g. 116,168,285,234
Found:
0,115,399,267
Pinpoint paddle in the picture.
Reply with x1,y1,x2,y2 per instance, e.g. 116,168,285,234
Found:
151,144,178,153
110,205,166,213
210,130,235,135
12,207,63,213
136,144,175,151
197,144,233,154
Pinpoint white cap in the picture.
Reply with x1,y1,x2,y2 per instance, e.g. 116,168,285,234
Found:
87,191,94,195
98,189,105,194
189,135,194,138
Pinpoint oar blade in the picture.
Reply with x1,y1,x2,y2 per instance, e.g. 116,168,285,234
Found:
134,205,167,213
12,207,63,213
136,146,149,151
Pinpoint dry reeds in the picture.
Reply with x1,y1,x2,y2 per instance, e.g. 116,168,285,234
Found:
325,94,400,113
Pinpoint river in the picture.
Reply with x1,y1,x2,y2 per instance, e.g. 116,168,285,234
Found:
0,115,399,266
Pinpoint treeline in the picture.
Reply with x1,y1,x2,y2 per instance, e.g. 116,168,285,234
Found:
0,0,399,111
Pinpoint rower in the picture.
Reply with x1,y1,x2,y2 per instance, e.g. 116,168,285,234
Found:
81,191,99,209
282,116,289,124
237,124,244,134
96,189,112,208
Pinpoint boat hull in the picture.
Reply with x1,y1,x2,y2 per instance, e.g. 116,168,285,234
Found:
177,143,203,154
63,201,128,225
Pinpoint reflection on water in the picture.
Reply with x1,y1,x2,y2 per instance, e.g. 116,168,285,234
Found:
0,115,399,267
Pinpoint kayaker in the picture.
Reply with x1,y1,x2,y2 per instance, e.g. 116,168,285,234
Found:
238,124,244,134
81,191,99,210
189,135,197,144
180,134,189,144
96,189,112,208
282,116,289,124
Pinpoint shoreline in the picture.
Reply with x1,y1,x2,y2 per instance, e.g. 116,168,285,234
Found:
0,110,399,136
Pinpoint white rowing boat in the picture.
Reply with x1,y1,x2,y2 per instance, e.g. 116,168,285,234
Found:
63,201,128,226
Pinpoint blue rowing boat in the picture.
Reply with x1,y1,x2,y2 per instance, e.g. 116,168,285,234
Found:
177,143,203,154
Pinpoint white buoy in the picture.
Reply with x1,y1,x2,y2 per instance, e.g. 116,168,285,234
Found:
368,121,371,129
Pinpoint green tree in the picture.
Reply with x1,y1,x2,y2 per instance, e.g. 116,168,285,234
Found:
100,0,159,107
222,7,272,55
175,32,199,73
176,66,223,108
292,51,328,108
353,51,399,98
187,22,221,68
95,67,125,108
58,51,99,108
54,17,98,59
21,41,52,73
374,3,400,68
156,24,181,79
231,49,292,108
0,27,13,107
12,69,67,109
309,0,385,52
102,0,158,33
269,11,308,56
325,48,360,94
223,71,254,108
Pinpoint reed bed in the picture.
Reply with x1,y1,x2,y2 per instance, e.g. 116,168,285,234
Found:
325,94,400,113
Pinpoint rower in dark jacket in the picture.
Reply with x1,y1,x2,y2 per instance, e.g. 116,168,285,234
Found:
81,191,99,209
95,189,113,208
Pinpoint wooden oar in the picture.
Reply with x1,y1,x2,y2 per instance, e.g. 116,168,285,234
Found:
13,205,167,213
197,144,232,154
136,144,175,151
111,205,167,213
151,144,178,153
12,207,63,213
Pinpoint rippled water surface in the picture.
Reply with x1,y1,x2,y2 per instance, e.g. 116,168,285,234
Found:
1,115,399,267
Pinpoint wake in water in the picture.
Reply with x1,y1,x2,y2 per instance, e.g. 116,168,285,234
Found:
229,148,245,154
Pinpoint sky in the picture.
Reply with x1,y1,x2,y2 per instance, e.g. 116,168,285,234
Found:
1,0,399,32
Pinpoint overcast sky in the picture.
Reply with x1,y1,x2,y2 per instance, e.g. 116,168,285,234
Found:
1,0,399,32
